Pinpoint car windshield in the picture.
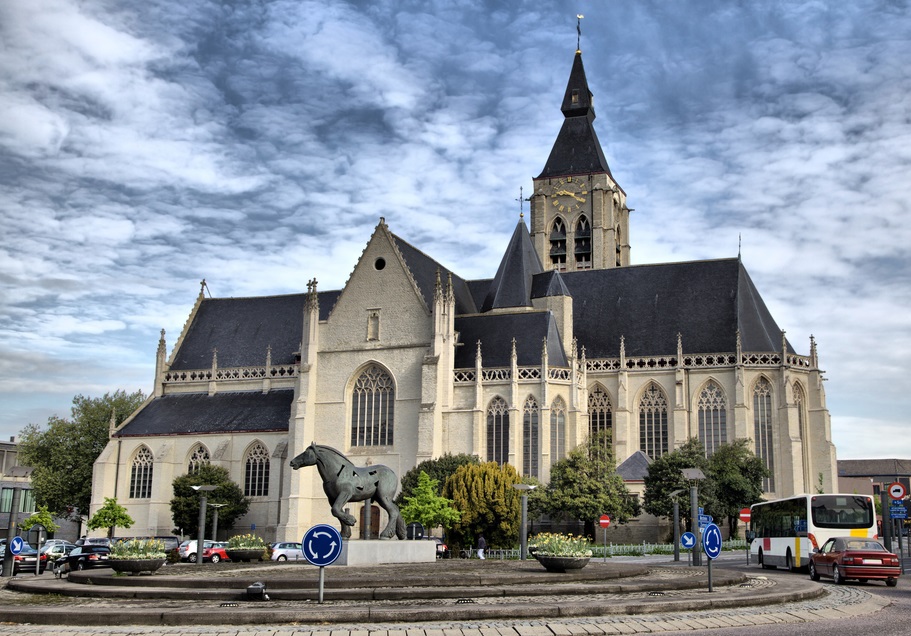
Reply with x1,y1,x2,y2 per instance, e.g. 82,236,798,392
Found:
845,539,885,551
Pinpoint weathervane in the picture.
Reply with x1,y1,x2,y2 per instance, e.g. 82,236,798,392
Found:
576,14,584,52
516,186,524,218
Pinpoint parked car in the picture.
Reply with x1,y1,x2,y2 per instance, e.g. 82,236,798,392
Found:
54,545,112,574
0,545,48,575
178,540,199,562
809,537,900,587
40,542,76,564
75,537,111,547
427,537,450,559
201,541,230,563
271,542,304,561
155,535,181,552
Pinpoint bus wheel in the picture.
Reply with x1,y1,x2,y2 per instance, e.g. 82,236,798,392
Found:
786,550,796,572
759,550,774,569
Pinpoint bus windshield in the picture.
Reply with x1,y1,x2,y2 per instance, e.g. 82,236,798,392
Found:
810,495,874,529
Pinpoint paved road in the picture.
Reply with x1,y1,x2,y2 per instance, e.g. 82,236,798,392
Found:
0,556,905,636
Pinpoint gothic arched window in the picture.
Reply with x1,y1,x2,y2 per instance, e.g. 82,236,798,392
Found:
187,444,210,474
588,386,613,447
523,396,539,479
130,446,153,499
575,215,592,269
351,365,395,446
550,397,566,469
753,378,775,492
697,382,727,457
639,383,669,458
549,217,567,271
244,443,270,497
487,396,509,466
795,382,810,489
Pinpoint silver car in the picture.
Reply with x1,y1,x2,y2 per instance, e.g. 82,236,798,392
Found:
271,542,304,561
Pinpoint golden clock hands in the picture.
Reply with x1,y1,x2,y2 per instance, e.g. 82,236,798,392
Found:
555,189,585,202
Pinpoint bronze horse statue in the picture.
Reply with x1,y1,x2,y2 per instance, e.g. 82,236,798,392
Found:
290,443,406,539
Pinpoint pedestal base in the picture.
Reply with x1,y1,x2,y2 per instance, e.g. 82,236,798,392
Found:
338,540,436,566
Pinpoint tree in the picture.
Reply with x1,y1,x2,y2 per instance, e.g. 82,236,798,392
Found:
399,471,461,532
87,497,134,539
170,464,249,538
544,430,640,538
642,437,708,528
20,505,60,534
703,439,769,532
18,390,146,523
396,453,480,505
442,461,521,549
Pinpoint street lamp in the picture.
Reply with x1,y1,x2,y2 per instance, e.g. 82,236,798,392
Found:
191,485,216,566
513,484,537,560
669,489,685,562
209,503,227,543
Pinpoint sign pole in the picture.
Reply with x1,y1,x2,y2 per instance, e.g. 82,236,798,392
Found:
318,566,325,604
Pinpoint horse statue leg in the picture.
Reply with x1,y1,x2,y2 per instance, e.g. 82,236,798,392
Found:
374,471,406,540
330,491,357,539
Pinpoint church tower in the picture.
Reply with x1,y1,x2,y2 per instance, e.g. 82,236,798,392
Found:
530,49,630,271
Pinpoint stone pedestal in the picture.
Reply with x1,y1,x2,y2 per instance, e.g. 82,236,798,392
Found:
338,540,436,566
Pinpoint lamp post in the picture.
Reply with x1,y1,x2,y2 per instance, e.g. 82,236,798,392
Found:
209,503,227,543
669,489,685,562
513,484,537,560
681,469,706,567
191,485,216,566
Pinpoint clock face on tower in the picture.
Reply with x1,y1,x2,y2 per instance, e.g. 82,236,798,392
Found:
551,177,588,214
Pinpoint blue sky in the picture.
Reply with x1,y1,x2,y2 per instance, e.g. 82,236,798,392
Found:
1,1,909,459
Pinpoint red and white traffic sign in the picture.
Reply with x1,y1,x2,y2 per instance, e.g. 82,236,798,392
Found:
739,508,751,523
888,482,906,500
599,514,611,528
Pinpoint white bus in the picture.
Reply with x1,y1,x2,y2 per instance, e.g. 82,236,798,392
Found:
749,494,877,571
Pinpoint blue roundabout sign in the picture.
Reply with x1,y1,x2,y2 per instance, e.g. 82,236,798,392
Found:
302,524,343,567
702,522,723,560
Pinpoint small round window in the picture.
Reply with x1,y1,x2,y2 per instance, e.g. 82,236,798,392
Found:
374,257,386,270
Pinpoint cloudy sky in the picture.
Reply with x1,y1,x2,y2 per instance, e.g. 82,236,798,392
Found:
1,1,909,460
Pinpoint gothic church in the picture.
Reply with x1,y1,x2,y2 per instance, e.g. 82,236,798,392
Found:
91,47,838,541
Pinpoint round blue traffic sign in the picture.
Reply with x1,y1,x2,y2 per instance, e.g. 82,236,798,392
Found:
680,531,696,550
702,523,722,560
8,536,24,556
302,524,343,567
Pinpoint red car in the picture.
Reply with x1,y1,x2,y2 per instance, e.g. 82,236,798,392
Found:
201,541,230,563
809,537,900,587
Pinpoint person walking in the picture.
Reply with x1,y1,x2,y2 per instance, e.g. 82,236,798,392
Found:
477,534,487,560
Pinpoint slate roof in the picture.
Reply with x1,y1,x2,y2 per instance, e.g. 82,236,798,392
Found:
537,51,616,182
617,450,652,481
454,312,567,368
838,459,911,479
391,234,477,314
170,292,337,370
555,258,792,358
114,390,294,437
480,221,544,312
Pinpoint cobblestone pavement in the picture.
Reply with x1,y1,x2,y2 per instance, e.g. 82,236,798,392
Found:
0,568,890,636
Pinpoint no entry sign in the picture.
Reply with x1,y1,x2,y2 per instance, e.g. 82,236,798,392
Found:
739,508,751,523
599,514,611,528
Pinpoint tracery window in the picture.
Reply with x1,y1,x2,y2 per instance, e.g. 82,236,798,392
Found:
697,382,727,457
550,397,566,469
487,396,509,466
351,365,395,446
574,215,592,269
244,443,270,497
130,446,154,499
753,378,775,492
187,444,210,474
639,383,668,458
522,396,539,479
549,217,567,271
588,386,612,446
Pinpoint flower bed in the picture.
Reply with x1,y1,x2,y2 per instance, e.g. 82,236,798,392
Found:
528,533,593,572
226,533,267,562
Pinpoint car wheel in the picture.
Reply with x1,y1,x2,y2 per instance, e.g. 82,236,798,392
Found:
886,578,898,588
210,554,220,564
277,555,287,561
809,561,820,581
832,564,844,585
188,553,197,563
76,560,86,571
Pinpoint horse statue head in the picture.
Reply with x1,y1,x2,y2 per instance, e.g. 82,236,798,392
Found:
289,443,317,470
